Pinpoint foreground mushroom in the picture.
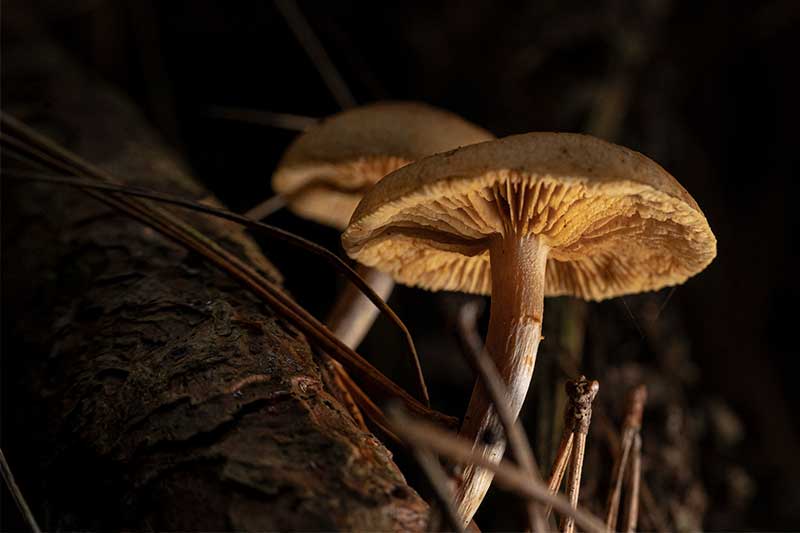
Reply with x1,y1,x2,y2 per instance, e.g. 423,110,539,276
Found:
342,132,717,525
269,101,493,349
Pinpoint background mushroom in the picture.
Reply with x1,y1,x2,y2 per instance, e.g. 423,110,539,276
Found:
343,132,717,524
267,101,494,349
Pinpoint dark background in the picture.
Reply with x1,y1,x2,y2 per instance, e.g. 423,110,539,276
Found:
3,0,799,530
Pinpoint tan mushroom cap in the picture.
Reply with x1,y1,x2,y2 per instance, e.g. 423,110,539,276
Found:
342,132,717,301
272,101,495,229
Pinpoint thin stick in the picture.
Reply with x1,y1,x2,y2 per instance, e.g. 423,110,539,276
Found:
623,433,642,532
0,448,42,533
244,193,289,220
414,449,465,533
606,431,632,531
545,432,573,519
388,409,607,533
0,115,440,424
125,0,181,147
606,385,647,532
273,0,357,109
560,377,599,533
3,166,429,407
207,106,319,132
323,357,368,431
456,301,547,532
595,410,667,533
337,369,402,446
561,432,587,533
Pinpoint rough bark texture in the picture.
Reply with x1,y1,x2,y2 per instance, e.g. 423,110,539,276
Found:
1,17,427,531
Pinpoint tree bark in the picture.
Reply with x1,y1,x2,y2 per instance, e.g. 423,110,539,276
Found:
1,15,427,532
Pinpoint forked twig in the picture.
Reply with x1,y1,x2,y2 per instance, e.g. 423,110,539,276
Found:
273,0,356,109
0,113,445,428
388,409,607,533
544,377,599,533
0,448,42,533
606,385,647,532
456,301,547,532
561,378,599,533
2,167,429,407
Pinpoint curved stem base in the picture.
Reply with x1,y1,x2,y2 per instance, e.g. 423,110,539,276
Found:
455,233,548,526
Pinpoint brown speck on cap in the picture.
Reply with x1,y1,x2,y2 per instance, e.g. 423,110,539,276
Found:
342,132,717,300
272,101,495,229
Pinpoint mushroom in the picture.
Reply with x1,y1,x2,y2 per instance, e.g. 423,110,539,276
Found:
267,101,494,349
342,132,716,525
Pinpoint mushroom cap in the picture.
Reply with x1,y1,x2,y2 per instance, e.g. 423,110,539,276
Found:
342,132,717,301
272,101,495,229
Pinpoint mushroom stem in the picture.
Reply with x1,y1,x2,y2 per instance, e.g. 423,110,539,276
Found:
328,265,433,406
455,233,549,526
327,264,395,350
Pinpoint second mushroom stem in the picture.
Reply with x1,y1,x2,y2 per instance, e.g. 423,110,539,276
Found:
455,233,548,526
326,264,396,350
324,265,423,441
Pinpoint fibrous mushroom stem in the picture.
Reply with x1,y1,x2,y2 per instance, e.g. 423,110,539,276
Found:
326,264,395,350
455,233,548,526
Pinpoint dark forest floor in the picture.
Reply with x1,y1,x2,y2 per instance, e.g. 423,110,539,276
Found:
3,1,799,530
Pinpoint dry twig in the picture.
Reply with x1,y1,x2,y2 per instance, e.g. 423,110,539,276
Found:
606,385,648,532
319,357,368,431
388,408,607,533
594,409,668,533
413,449,465,533
207,106,319,132
0,448,42,533
544,376,599,533
273,0,356,109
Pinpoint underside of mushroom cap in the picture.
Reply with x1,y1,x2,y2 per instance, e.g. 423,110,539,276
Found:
342,132,717,301
272,101,495,229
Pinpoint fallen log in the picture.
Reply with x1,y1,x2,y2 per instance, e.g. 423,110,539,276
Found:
1,14,427,532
